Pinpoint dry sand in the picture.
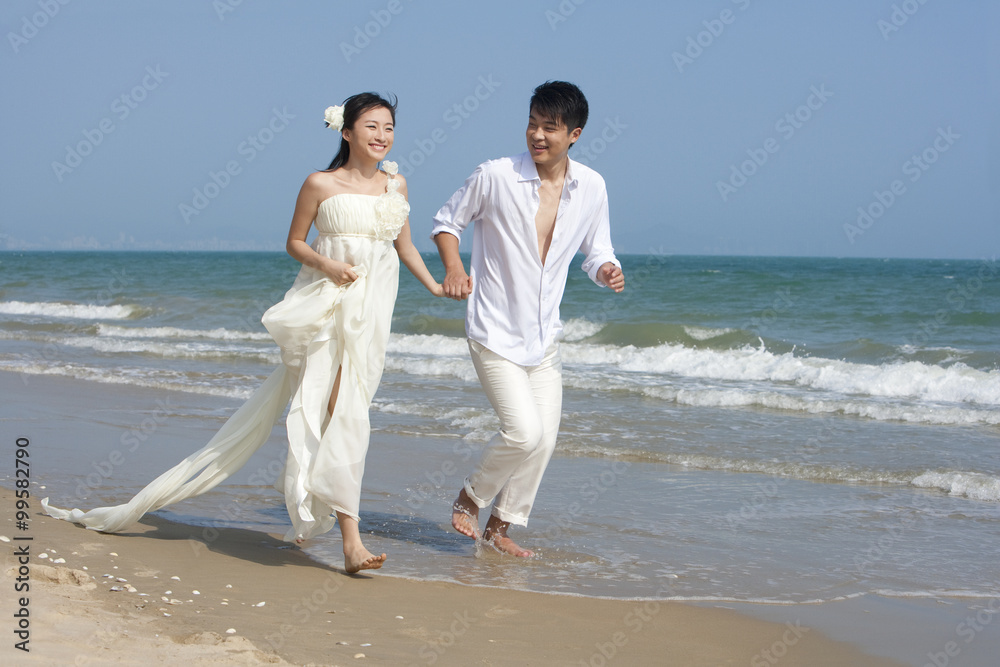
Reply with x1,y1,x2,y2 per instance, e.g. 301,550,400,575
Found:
0,487,903,666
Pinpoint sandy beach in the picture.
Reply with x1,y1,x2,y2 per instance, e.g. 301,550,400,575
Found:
2,486,903,667
0,371,912,666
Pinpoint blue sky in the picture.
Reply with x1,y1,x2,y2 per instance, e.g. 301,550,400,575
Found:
2,0,996,258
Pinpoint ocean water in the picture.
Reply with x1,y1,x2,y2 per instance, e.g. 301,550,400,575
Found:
2,251,999,605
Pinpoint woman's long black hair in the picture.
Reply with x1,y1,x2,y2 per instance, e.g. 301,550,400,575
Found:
324,92,398,172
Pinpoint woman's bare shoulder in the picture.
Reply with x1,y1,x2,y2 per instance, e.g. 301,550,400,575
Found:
304,169,338,189
301,169,345,200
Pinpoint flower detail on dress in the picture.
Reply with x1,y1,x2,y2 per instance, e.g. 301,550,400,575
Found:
324,105,345,132
381,160,399,176
373,172,409,241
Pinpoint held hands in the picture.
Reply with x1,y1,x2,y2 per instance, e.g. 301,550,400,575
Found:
430,282,446,298
599,262,625,293
442,269,473,301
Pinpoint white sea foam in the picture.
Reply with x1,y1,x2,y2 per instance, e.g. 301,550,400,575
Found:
561,318,605,342
382,355,478,383
58,336,281,364
0,360,255,399
10,325,1000,428
380,334,1000,425
383,334,477,381
557,444,913,484
97,324,273,341
912,471,1000,501
0,300,140,320
629,384,1000,426
683,326,734,341
375,400,496,441
560,341,1000,407
386,333,470,357
557,442,1000,501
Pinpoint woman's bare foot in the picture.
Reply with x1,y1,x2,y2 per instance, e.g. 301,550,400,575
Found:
336,511,385,574
344,544,387,574
451,488,480,539
483,518,533,557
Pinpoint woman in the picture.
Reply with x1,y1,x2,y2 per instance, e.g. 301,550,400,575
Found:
43,92,441,574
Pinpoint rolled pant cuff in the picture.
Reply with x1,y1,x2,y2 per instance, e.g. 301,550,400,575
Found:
491,506,529,527
463,479,491,509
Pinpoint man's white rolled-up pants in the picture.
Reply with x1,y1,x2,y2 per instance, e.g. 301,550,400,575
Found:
464,339,562,526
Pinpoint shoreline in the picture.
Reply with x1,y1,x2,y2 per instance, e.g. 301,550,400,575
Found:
2,486,902,666
6,369,998,664
0,370,910,665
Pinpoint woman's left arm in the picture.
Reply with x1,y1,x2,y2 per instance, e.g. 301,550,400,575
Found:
393,176,444,297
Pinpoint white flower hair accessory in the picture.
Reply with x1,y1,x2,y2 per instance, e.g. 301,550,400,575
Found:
324,105,345,132
374,170,409,241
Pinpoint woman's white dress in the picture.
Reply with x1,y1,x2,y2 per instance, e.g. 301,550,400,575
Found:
43,179,405,543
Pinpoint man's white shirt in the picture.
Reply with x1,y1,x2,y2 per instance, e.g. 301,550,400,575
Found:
431,152,620,366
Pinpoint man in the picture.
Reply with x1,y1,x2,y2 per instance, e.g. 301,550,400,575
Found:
432,81,625,556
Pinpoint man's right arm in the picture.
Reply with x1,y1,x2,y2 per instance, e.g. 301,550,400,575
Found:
431,163,490,301
433,232,472,300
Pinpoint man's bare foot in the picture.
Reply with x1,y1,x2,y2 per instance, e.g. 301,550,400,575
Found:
483,530,534,557
451,489,480,540
344,544,386,574
483,520,534,557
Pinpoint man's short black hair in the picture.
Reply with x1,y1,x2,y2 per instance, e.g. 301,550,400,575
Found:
530,81,589,133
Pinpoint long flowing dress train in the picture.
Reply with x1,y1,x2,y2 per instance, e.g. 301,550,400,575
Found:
43,189,402,543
